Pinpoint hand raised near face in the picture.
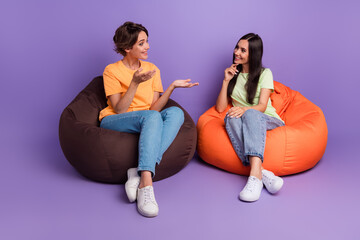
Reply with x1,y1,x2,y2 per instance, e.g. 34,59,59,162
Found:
224,64,239,82
132,68,156,85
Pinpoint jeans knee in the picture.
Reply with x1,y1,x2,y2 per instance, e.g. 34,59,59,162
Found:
143,110,162,125
243,109,259,116
242,109,261,120
225,115,241,127
164,107,184,124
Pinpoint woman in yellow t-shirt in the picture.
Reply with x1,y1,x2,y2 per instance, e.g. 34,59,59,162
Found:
99,22,198,217
215,33,285,202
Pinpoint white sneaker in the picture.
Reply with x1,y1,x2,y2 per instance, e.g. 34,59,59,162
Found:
262,169,284,194
125,168,140,202
137,186,159,218
239,176,263,202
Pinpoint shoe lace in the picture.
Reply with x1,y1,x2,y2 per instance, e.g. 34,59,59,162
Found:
143,187,156,204
244,177,258,192
262,174,273,185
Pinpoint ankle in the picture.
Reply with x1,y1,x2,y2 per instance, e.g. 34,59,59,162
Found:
139,182,153,189
139,171,153,189
250,173,262,180
249,156,263,180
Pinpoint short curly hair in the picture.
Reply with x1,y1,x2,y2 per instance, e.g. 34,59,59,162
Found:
113,22,148,56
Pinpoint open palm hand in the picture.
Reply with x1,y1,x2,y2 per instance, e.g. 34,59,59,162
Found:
172,79,199,88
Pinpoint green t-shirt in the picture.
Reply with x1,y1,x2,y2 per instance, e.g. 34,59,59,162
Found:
230,68,283,122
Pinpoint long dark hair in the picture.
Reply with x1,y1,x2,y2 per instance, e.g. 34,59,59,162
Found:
227,33,264,104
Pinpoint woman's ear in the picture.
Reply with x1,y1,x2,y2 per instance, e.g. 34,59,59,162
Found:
125,48,132,53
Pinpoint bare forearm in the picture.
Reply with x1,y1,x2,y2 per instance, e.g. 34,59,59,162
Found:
150,84,175,111
113,82,139,113
215,80,230,112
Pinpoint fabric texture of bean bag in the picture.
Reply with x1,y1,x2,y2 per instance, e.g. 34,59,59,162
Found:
59,76,197,183
197,81,328,176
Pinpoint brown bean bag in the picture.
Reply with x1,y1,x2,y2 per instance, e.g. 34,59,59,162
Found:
197,81,328,176
59,76,197,183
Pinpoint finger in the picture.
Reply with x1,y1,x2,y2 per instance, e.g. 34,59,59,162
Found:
230,68,238,74
229,113,237,118
228,107,237,113
231,68,239,74
236,112,244,118
142,70,156,78
227,112,234,117
233,112,241,118
181,83,196,88
231,65,239,73
140,75,153,82
149,70,156,78
227,110,235,117
229,108,242,117
178,79,191,83
235,111,243,118
140,69,155,74
144,69,156,75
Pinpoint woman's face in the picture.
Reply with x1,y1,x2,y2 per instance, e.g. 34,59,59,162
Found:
234,39,249,65
126,31,149,59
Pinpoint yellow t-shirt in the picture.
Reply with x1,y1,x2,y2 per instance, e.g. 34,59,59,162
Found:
99,60,164,121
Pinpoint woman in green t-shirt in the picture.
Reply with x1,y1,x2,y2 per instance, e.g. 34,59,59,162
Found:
215,33,285,202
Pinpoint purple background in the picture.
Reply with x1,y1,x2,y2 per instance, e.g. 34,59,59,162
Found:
1,0,359,239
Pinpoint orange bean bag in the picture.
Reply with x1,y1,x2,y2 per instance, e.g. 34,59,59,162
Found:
197,81,328,176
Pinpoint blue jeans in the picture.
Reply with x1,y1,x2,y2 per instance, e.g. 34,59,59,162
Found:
225,109,285,166
100,107,184,176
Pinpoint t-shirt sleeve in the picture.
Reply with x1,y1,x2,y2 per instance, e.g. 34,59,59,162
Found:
260,68,274,91
152,66,164,93
103,65,122,97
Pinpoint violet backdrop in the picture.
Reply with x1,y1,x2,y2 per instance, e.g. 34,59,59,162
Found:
1,0,359,239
